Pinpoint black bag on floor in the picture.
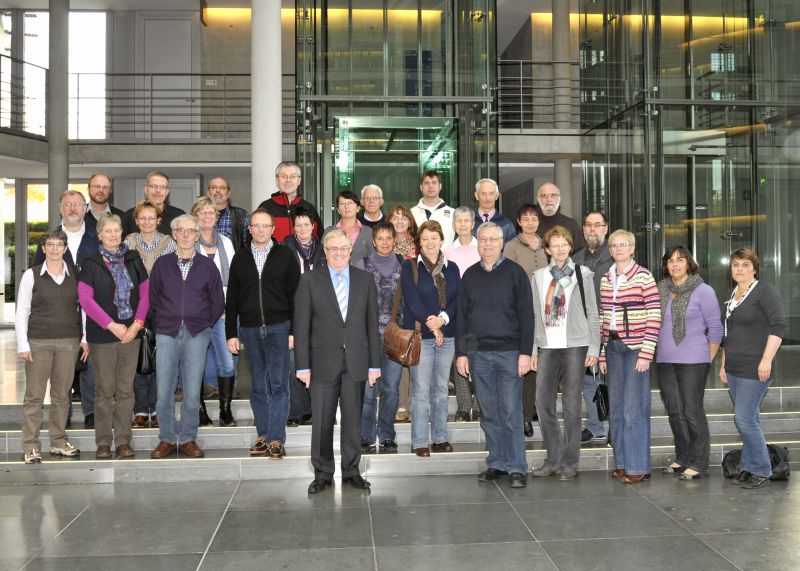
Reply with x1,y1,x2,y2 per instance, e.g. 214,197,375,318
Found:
721,445,790,480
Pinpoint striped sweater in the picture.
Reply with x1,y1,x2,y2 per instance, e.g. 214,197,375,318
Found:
599,262,661,361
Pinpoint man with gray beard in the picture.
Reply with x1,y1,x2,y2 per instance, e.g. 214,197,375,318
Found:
534,182,585,252
572,211,613,445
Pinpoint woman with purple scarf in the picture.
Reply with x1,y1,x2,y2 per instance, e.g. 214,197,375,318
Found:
78,214,150,459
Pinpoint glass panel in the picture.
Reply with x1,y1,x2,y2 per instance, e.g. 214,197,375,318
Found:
23,11,47,135
1,12,11,130
1,178,14,325
69,12,106,139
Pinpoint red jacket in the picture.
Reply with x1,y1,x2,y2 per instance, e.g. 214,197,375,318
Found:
258,192,323,243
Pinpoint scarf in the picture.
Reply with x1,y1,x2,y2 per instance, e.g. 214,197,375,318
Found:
658,274,703,345
394,234,417,259
724,280,759,337
99,242,134,320
545,258,575,327
296,238,317,272
420,251,447,310
197,229,230,286
134,232,164,255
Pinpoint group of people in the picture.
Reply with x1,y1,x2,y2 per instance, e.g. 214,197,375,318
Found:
16,164,784,495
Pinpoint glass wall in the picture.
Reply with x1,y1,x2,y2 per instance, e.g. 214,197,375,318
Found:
296,0,496,222
580,0,800,384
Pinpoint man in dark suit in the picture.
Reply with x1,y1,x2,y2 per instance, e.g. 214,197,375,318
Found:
294,229,382,494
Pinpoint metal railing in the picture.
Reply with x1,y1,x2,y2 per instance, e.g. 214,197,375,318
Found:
0,54,47,138
496,60,581,129
69,72,296,143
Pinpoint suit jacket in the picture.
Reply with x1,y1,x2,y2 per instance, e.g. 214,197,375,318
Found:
294,265,382,384
32,224,99,269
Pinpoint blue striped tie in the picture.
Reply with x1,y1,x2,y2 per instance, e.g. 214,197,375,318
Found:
335,272,347,320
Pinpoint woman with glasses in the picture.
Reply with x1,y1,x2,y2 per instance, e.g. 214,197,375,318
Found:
721,249,785,489
17,230,88,463
124,201,176,429
656,246,722,480
323,191,374,263
402,220,460,456
193,197,237,427
79,214,150,459
599,230,661,484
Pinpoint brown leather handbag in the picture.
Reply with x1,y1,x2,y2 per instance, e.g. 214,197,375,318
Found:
383,262,421,366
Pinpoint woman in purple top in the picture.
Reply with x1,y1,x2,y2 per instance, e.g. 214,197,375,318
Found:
655,246,722,480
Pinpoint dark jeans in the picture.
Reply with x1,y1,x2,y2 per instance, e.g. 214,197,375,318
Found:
288,350,312,421
522,370,537,421
657,362,710,472
535,346,588,470
133,371,157,416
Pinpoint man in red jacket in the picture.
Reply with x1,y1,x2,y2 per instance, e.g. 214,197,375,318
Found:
258,161,323,243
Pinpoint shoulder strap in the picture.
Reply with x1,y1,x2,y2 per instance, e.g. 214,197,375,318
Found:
575,263,587,318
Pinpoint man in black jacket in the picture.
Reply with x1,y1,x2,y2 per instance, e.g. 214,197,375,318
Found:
84,173,124,230
207,176,249,252
225,209,301,460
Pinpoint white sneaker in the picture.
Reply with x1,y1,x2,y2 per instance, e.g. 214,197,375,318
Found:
51,442,80,457
24,449,42,464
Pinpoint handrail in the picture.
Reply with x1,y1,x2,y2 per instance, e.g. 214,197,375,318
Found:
0,53,48,138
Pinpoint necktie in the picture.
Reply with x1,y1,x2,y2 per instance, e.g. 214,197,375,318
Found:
483,213,489,222
335,272,348,320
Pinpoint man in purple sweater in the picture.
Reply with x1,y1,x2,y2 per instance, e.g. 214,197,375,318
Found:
149,214,225,459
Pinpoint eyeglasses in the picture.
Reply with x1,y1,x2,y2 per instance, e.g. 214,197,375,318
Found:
538,193,560,200
89,184,111,191
62,202,86,209
44,241,66,248
362,196,381,201
277,174,300,181
326,246,351,254
173,228,198,236
197,210,218,217
208,185,228,191
584,222,607,229
146,184,169,192
136,217,158,223
478,237,502,244
250,223,274,230
610,243,631,249
390,216,408,223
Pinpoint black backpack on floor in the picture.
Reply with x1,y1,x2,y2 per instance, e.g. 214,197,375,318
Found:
722,444,790,480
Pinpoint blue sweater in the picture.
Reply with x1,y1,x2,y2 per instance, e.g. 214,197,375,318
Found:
149,253,225,338
401,257,460,340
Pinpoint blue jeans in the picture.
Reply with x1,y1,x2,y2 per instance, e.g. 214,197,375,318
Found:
361,350,404,443
583,370,607,437
410,337,454,449
727,373,773,478
470,351,527,474
133,371,157,416
155,325,211,444
203,318,237,389
605,339,651,475
240,322,291,443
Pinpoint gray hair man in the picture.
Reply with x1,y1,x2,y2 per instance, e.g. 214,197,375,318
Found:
357,184,385,229
535,182,585,252
472,179,516,243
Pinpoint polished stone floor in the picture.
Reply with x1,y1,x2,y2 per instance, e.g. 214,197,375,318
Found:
2,471,799,571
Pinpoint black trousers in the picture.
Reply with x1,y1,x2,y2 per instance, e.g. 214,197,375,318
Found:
309,364,366,481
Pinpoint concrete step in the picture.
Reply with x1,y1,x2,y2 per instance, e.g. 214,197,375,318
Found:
1,434,798,485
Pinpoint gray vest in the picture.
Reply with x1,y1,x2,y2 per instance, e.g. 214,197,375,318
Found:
27,265,82,340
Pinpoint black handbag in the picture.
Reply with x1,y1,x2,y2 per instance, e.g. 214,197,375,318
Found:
592,368,610,421
137,327,156,375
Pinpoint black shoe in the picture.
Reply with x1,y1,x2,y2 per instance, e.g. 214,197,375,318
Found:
580,428,593,444
478,468,508,482
524,422,534,437
308,479,333,494
741,475,771,489
342,474,371,489
730,470,753,485
286,418,300,427
379,439,398,453
301,413,313,425
199,393,213,427
509,472,527,488
361,439,376,453
218,376,237,427
84,413,94,429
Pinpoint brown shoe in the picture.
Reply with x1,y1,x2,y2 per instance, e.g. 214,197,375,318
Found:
149,415,158,429
250,436,268,456
115,444,135,458
414,447,430,457
132,415,148,429
95,444,112,459
431,441,454,453
610,468,626,480
622,473,651,485
179,441,205,458
150,441,177,459
267,440,285,460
